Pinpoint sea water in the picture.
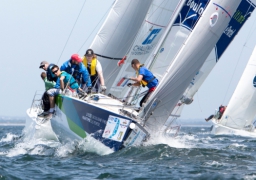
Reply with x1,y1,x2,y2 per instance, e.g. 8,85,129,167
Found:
0,123,256,180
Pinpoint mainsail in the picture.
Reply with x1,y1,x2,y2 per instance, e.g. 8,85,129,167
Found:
109,0,183,99
217,45,256,131
89,0,153,91
110,0,210,104
141,0,243,133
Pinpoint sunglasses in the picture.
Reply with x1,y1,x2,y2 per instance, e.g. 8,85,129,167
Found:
52,69,58,74
40,65,45,68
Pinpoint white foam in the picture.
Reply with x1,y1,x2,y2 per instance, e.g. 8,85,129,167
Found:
0,133,19,142
144,132,194,149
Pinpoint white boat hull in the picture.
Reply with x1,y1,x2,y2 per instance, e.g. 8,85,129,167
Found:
26,94,149,152
211,119,256,138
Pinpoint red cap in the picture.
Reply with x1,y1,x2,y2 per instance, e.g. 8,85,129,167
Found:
71,54,82,62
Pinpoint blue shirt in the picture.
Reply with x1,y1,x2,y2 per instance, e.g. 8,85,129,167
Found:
54,71,79,90
139,66,158,88
60,60,92,87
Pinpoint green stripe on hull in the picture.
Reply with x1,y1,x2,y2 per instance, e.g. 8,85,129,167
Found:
56,95,63,110
67,117,86,138
56,95,86,138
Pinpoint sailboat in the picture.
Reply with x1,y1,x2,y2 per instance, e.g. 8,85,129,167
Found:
162,0,256,134
25,0,245,152
211,45,256,137
25,0,181,152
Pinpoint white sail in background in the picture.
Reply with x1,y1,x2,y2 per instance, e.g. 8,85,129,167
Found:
141,0,243,133
216,46,256,131
109,0,182,99
165,0,256,129
89,0,153,90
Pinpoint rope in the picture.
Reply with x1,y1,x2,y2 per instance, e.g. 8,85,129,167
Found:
77,3,113,54
56,0,87,65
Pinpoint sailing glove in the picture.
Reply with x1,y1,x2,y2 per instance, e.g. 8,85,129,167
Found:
123,77,131,80
127,83,132,87
87,87,92,94
101,85,107,91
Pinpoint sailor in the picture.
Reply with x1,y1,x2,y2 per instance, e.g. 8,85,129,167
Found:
127,59,158,107
82,49,106,92
205,105,227,121
38,65,84,117
39,61,58,82
60,54,92,93
40,72,56,91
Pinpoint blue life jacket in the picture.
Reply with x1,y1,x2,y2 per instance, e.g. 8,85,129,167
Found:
138,66,158,88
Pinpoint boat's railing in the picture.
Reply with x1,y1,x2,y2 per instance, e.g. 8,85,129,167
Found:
164,125,181,137
29,90,44,114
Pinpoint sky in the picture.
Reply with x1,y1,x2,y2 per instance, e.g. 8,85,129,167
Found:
1,0,256,120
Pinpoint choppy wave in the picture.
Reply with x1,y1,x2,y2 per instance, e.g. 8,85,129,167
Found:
0,126,256,179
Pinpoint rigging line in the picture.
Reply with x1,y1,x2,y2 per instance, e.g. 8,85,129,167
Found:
222,13,256,104
148,0,197,72
222,48,244,104
56,0,87,65
147,0,173,20
77,2,114,54
195,93,202,113
100,0,135,59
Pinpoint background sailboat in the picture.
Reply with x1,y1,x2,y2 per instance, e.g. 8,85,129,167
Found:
211,45,256,136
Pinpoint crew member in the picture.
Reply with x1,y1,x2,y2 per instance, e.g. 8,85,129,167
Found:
82,49,106,92
60,54,92,93
127,59,158,107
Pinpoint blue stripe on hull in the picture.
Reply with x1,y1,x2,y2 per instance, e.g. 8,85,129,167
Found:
58,96,145,151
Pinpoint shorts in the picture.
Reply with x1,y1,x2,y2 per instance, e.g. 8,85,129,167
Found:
47,88,62,97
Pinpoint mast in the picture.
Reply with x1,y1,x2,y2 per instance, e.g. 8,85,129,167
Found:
146,0,187,70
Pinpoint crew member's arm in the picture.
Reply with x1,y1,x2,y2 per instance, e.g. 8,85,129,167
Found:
81,66,92,87
128,75,143,87
96,61,105,86
60,76,65,91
